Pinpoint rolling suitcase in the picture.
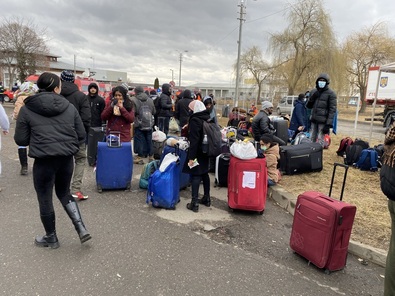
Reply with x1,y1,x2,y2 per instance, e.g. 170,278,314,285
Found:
96,141,133,192
146,161,180,209
214,153,231,187
279,142,323,175
290,163,357,273
87,126,105,166
159,145,190,190
273,118,289,145
227,156,267,214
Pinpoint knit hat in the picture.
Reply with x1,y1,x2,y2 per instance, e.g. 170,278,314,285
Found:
19,81,38,95
121,82,129,92
260,134,274,144
188,100,206,114
60,70,75,82
135,86,144,94
261,101,273,110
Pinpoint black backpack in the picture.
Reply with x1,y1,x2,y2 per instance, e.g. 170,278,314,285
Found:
202,119,222,157
374,144,385,168
344,139,369,165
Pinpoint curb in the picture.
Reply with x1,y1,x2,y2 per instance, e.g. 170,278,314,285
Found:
268,186,388,268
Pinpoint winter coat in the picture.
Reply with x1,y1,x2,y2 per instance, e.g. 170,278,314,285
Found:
131,92,156,130
380,122,395,201
182,109,211,175
251,110,275,141
157,93,173,117
87,83,105,127
175,97,193,128
60,81,91,134
289,100,306,131
14,91,85,159
306,74,337,126
101,101,135,142
13,95,29,120
264,144,280,183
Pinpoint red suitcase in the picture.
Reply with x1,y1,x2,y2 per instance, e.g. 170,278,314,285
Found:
290,163,357,273
227,156,267,214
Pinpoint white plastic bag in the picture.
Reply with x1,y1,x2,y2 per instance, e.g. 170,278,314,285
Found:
159,153,179,172
230,140,257,160
169,117,180,132
152,126,166,142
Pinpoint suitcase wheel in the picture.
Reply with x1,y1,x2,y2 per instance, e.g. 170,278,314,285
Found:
126,182,131,191
258,210,264,215
97,184,103,193
324,269,331,275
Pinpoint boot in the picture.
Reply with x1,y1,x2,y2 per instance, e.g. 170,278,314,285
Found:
18,148,28,175
64,201,92,244
35,213,60,249
198,195,211,207
186,196,199,213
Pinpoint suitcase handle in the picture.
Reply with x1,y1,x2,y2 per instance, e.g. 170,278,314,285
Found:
328,162,349,201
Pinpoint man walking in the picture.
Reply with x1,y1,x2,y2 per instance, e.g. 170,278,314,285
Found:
60,70,91,200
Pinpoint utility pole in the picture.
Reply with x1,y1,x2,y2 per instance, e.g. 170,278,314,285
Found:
178,50,188,88
234,0,246,107
170,69,174,82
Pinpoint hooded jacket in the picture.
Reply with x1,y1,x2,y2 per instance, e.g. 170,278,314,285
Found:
14,91,85,158
87,82,105,127
175,89,193,127
251,110,275,141
157,83,173,117
60,81,91,134
306,73,337,126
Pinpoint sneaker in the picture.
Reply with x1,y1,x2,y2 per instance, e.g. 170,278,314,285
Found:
72,191,89,200
133,156,144,165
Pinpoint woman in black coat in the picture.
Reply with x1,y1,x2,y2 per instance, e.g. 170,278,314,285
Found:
182,100,211,212
14,72,91,249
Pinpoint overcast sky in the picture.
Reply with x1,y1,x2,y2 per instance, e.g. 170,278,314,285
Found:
2,0,395,86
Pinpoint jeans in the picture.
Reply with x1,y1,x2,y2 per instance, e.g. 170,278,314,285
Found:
385,199,395,296
33,156,75,215
190,173,210,202
310,122,325,143
71,143,86,193
133,128,153,157
158,116,170,135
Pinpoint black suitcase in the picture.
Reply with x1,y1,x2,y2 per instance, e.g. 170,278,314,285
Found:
273,119,289,145
214,153,231,187
279,142,323,175
87,126,106,166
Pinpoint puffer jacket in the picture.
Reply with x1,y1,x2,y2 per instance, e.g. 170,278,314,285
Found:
157,84,173,117
306,73,337,126
61,81,91,134
14,91,85,158
251,110,275,141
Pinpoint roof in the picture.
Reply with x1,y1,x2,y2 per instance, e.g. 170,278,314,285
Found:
380,62,395,73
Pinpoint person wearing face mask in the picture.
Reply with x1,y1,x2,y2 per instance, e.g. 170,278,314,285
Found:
259,134,280,186
251,101,286,146
306,73,337,143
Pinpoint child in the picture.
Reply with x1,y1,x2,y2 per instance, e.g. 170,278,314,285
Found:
259,134,280,186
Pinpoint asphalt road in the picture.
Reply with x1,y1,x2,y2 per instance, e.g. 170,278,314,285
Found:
0,103,386,295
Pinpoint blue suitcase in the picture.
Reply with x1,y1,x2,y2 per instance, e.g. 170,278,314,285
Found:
146,161,180,209
160,145,190,190
96,142,133,192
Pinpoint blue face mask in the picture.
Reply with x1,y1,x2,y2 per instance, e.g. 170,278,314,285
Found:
318,81,326,89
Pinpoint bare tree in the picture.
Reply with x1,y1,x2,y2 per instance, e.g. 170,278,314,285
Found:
269,0,337,95
0,17,49,86
236,46,271,104
343,22,395,112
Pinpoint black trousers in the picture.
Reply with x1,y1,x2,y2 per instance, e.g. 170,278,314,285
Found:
33,156,74,215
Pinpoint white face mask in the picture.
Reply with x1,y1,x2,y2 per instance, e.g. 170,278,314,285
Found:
318,81,326,89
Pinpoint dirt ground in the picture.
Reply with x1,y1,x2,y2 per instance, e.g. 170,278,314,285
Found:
217,103,390,251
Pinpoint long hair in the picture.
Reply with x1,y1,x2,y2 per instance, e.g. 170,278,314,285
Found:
37,72,60,92
112,86,132,112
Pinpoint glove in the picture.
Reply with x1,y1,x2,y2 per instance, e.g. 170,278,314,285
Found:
322,124,331,135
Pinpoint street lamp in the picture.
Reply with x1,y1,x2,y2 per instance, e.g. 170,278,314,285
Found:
178,50,188,88
170,69,174,82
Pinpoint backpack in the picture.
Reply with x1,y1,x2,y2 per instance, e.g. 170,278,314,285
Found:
139,160,160,189
202,119,222,157
354,148,379,171
344,139,369,165
374,144,385,168
293,132,312,145
137,102,154,131
336,137,354,156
